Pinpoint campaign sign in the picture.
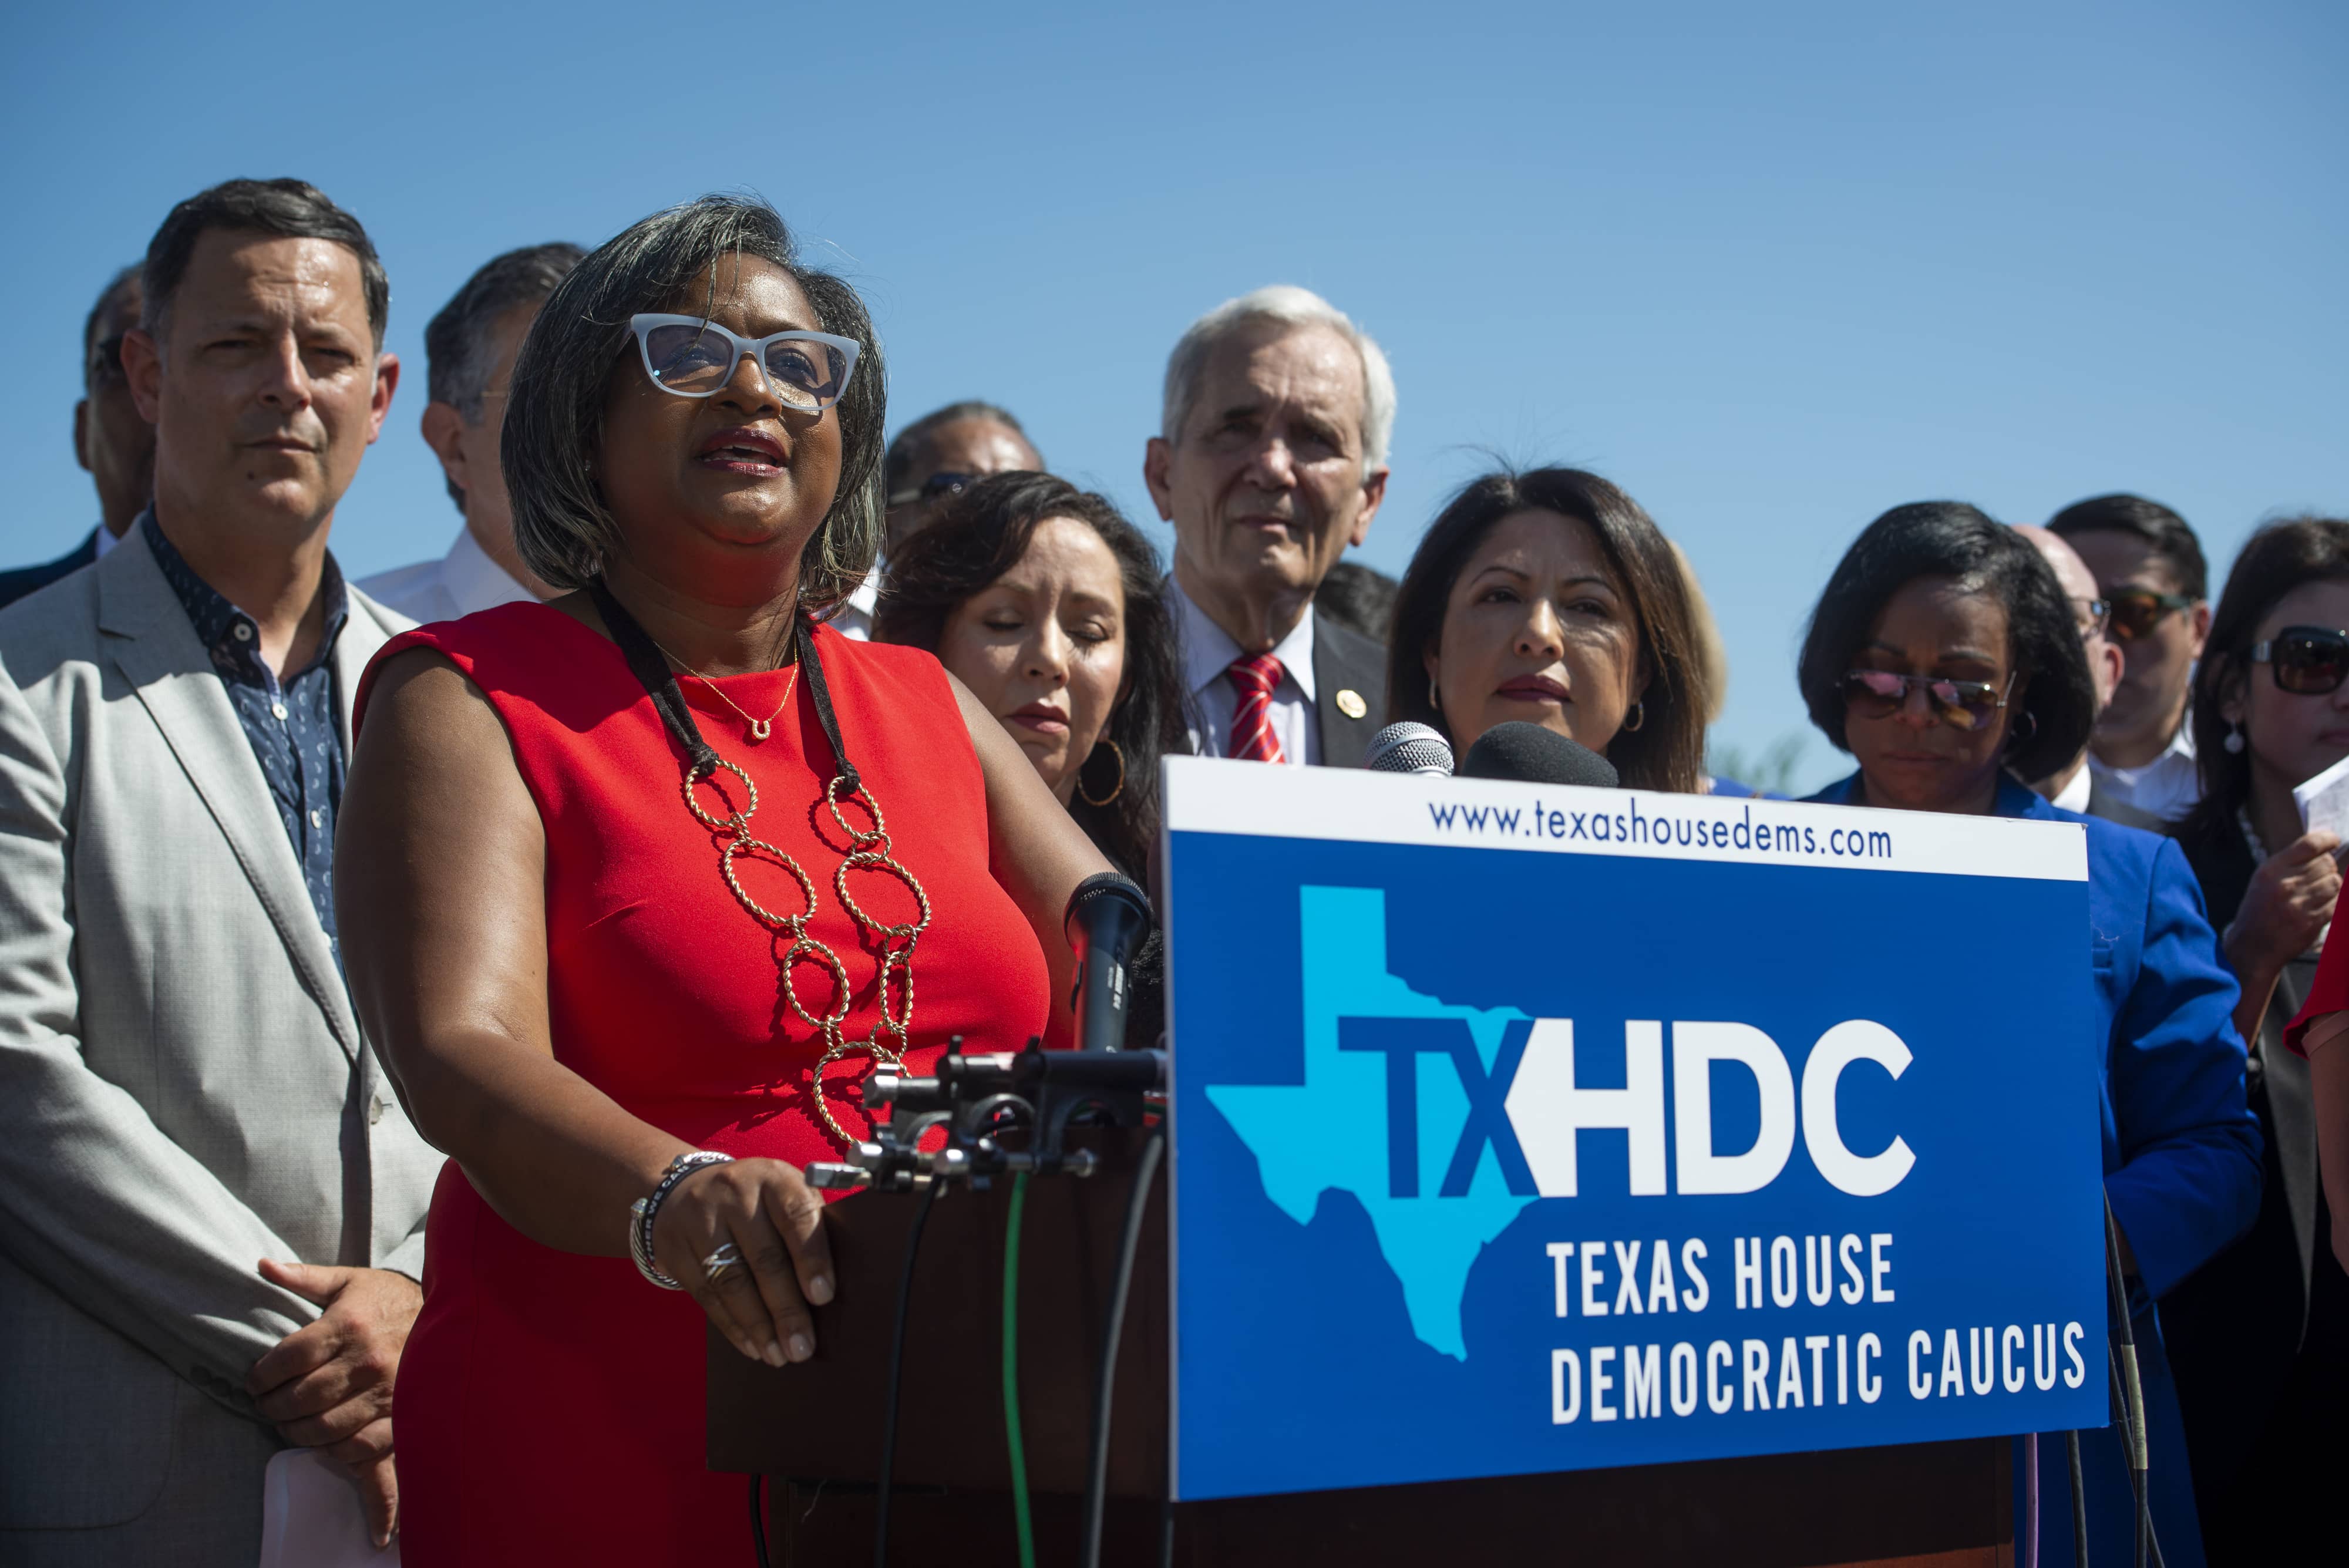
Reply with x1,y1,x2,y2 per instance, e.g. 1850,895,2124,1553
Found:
1162,756,2106,1502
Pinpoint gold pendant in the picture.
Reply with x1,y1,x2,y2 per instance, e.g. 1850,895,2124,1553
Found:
749,719,770,742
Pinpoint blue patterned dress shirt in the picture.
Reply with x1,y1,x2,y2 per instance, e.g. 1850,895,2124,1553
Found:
141,511,349,950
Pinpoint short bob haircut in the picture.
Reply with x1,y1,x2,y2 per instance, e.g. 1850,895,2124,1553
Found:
503,195,886,613
2180,515,2349,848
873,472,1186,885
1796,502,2092,782
1386,467,1707,793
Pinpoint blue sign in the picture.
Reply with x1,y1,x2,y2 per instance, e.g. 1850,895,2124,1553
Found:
1162,758,2107,1502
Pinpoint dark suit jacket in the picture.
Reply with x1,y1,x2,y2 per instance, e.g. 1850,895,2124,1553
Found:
0,529,100,611
1311,613,1387,767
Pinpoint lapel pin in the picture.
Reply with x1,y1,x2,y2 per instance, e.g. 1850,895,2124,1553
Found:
1335,689,1367,720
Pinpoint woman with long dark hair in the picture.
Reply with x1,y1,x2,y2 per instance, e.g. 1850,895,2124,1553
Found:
873,470,1186,886
1384,466,1708,791
1795,500,2257,1568
335,196,1113,1561
2157,516,2349,1560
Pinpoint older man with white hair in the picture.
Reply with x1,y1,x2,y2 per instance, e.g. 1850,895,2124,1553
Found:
1143,285,1394,767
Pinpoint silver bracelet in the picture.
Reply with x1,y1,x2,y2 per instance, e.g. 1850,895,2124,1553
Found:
627,1150,735,1290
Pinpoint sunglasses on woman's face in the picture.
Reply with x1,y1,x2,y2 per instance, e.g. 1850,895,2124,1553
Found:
1839,669,2013,731
2252,625,2349,695
629,314,860,413
2105,588,2197,642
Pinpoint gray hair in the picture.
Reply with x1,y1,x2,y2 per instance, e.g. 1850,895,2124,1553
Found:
502,195,886,614
1160,285,1395,472
427,243,584,419
425,243,582,509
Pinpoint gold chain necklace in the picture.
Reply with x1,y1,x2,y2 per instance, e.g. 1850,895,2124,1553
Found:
647,635,800,743
674,714,930,1150
593,583,935,1149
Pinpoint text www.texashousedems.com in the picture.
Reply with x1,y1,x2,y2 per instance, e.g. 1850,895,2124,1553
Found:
1426,796,1894,862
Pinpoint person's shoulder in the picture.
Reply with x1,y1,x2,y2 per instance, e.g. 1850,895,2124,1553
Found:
352,557,445,622
0,545,108,673
1315,610,1385,666
0,530,100,616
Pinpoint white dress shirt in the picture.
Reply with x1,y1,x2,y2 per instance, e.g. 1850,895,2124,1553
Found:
2049,764,2093,815
92,521,119,560
2087,718,2200,822
356,526,537,625
1170,576,1318,765
830,563,880,641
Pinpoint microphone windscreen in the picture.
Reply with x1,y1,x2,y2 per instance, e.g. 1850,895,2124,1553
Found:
1458,722,1619,788
1363,721,1455,776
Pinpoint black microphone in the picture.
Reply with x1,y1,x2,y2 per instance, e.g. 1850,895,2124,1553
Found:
1458,722,1619,788
1363,721,1455,776
1063,873,1154,1053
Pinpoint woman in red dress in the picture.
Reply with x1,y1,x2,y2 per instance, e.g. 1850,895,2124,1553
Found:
336,196,1113,1563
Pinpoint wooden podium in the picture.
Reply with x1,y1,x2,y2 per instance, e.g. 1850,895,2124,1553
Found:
708,1134,2011,1567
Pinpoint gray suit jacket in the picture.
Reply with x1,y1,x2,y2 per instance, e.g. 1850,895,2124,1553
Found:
0,525,440,1565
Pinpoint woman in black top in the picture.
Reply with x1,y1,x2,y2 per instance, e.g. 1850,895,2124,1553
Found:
2160,515,2349,1563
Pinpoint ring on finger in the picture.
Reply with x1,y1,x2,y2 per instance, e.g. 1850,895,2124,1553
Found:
702,1241,743,1284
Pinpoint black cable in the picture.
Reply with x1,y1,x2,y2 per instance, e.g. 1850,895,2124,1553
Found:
1082,1128,1165,1568
875,1178,943,1568
2101,1202,2154,1568
749,1473,769,1567
2065,1429,2089,1568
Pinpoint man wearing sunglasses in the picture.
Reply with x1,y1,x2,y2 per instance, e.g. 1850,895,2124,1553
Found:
2049,493,2212,821
2017,525,2163,829
830,401,1046,640
0,267,156,609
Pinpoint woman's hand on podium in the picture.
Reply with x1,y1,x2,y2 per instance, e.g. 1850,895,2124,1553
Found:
654,1159,837,1368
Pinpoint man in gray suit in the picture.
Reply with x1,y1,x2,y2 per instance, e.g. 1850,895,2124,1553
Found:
0,179,440,1563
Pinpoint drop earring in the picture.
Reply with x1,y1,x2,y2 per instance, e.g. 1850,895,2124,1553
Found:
2224,722,2245,755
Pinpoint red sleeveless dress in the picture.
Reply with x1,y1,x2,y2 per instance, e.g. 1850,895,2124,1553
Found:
356,604,1051,1565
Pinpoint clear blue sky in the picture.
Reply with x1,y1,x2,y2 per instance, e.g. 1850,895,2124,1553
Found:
7,1,2342,790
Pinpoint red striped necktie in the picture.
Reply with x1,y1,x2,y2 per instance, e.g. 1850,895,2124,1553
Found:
1226,654,1287,763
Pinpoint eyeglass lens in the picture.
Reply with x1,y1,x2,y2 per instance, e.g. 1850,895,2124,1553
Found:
1842,670,2003,731
2273,629,2349,695
920,472,977,501
642,323,848,410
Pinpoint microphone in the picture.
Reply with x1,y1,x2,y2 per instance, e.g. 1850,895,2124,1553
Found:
1364,721,1455,776
1458,722,1619,788
1062,873,1154,1053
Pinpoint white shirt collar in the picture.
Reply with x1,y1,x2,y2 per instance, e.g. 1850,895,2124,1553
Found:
92,522,119,560
1170,574,1317,701
2050,765,2092,814
440,526,534,618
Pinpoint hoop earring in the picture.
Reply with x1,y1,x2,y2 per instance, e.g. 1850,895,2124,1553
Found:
2223,722,2246,755
1428,678,1442,715
1077,739,1125,807
2004,709,2040,750
1621,700,1645,733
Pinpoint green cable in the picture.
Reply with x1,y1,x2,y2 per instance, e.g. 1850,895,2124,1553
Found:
1002,1171,1036,1568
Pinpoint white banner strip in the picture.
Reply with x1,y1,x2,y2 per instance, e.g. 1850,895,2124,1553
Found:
1161,755,2086,882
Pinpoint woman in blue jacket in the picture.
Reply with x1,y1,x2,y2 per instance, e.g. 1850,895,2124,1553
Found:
1795,501,2261,1568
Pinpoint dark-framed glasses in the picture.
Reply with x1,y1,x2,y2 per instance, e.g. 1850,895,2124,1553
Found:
2105,588,2197,642
1839,669,2014,731
628,314,859,413
2252,625,2349,695
887,470,977,509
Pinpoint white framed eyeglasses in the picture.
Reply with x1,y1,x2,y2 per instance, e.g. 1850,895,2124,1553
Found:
628,314,860,413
